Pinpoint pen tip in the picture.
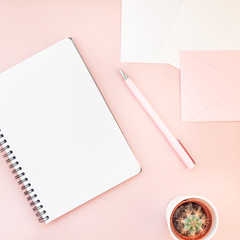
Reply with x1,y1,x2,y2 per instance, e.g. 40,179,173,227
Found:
118,69,128,80
118,68,123,74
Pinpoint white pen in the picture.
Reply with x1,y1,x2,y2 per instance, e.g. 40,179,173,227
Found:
119,69,195,169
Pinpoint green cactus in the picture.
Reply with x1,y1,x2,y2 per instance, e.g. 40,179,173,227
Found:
181,210,206,236
173,202,209,238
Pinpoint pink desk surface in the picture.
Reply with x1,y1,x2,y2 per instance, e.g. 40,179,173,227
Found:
0,1,239,239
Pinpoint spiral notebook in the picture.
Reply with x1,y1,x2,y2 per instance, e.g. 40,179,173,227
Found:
0,38,140,223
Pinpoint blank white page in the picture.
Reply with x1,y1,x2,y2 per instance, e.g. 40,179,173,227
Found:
0,38,140,223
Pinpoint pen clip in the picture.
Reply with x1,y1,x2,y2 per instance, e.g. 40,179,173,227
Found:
177,139,195,165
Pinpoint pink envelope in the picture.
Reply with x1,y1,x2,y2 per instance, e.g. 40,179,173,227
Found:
180,51,240,122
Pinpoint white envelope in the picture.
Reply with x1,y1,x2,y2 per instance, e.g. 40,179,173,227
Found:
121,0,183,63
156,0,240,68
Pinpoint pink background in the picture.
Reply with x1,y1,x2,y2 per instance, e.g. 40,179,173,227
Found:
0,1,239,239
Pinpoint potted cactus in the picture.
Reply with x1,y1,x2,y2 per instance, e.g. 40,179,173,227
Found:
171,200,212,239
166,196,218,240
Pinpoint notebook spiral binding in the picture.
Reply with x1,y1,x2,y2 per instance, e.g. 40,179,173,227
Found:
0,129,49,223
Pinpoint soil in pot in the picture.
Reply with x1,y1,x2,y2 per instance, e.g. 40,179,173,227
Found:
171,199,212,240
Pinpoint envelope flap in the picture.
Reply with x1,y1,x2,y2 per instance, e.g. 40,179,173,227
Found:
181,51,240,122
186,102,240,122
182,51,240,69
181,52,218,121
